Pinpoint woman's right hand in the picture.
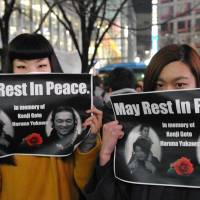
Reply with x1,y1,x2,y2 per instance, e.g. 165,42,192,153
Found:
99,120,124,166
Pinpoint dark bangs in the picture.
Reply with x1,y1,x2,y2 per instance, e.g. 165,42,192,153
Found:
4,33,63,73
9,33,53,60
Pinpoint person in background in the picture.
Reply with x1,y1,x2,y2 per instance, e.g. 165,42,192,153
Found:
93,75,105,99
103,67,136,123
84,44,200,200
0,33,102,200
135,80,144,92
93,75,105,109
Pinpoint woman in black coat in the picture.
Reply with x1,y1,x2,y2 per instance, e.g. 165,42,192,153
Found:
83,44,200,200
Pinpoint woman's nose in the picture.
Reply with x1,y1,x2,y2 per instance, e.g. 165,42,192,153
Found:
161,84,175,91
26,66,40,73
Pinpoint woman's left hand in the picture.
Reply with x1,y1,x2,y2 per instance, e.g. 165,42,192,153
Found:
83,106,103,134
79,106,102,152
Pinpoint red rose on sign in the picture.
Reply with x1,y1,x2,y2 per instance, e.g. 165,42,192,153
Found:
24,133,43,147
172,157,194,176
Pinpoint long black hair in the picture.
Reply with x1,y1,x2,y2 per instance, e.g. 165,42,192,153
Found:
109,67,136,91
4,33,63,73
1,33,63,165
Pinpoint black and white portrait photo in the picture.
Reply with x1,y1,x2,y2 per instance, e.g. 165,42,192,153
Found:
0,73,92,158
113,122,163,185
44,105,83,155
111,89,200,188
125,124,161,169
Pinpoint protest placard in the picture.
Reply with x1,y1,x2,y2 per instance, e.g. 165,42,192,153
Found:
0,73,92,157
111,89,200,188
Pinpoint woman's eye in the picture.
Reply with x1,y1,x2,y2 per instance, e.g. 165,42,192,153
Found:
38,64,47,68
16,65,26,69
156,83,163,89
175,83,187,88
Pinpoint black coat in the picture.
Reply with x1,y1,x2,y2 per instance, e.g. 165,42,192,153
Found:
83,156,200,200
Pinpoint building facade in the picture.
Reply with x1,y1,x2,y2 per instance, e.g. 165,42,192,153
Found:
132,0,152,63
0,0,83,72
158,0,200,51
0,0,146,71
0,0,79,52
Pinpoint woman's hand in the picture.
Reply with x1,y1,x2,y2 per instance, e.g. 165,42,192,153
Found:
100,120,124,166
83,106,103,134
79,106,103,153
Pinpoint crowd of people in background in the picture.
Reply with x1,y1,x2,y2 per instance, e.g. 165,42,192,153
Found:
93,67,142,106
0,32,200,200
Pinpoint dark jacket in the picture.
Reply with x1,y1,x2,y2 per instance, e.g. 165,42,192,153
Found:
83,156,200,200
